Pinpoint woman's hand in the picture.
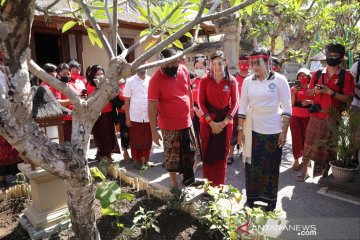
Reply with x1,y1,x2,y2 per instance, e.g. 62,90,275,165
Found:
209,121,222,134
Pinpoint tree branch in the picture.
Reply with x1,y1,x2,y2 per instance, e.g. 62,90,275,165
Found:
112,0,118,54
35,0,60,12
105,0,126,51
131,0,210,69
28,59,82,109
121,0,183,58
76,0,114,58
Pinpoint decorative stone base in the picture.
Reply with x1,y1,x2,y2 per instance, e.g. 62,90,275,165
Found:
19,213,71,240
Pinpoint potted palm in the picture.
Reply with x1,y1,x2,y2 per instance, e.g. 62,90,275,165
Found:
323,107,360,182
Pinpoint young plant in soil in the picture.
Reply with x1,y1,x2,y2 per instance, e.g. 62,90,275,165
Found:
90,163,134,231
198,185,282,240
131,206,160,237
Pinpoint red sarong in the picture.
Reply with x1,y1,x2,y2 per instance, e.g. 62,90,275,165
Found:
290,116,310,159
129,121,152,163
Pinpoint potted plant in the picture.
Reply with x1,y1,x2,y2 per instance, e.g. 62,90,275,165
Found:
321,107,360,182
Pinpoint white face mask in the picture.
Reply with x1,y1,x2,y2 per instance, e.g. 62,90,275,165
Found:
194,68,206,77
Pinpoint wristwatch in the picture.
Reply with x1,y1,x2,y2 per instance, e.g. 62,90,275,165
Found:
237,126,244,131
330,91,336,97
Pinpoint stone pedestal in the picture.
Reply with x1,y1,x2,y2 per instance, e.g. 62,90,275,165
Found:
215,14,241,74
18,163,70,239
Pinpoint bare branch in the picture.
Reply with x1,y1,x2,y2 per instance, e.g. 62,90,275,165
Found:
147,0,152,31
136,44,198,73
121,1,183,58
85,0,127,10
131,0,256,70
77,0,114,58
104,0,126,51
35,0,60,12
28,59,82,109
112,0,118,54
131,0,209,69
208,0,222,15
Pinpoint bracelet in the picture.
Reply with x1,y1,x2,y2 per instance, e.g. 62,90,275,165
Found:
206,118,213,124
282,121,290,125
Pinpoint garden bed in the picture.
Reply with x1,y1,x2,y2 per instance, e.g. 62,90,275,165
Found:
0,182,210,240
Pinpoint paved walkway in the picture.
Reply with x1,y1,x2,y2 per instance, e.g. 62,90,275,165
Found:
88,133,360,239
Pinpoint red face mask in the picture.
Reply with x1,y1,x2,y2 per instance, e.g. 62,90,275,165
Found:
299,76,309,85
272,66,281,72
71,72,79,80
239,63,249,72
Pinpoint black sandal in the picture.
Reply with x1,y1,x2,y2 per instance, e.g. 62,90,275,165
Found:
227,156,234,165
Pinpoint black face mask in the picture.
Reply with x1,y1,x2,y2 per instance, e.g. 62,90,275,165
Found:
163,66,178,77
60,75,71,83
326,57,342,67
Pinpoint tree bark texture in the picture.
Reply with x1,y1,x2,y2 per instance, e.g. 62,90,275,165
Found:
0,1,101,239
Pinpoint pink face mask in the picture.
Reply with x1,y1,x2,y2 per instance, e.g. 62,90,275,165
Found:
300,76,309,85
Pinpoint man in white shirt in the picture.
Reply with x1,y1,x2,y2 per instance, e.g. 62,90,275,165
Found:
123,70,154,169
350,60,360,163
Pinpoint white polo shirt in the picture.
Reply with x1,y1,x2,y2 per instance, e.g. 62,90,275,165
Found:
350,61,360,107
123,74,151,123
238,71,292,134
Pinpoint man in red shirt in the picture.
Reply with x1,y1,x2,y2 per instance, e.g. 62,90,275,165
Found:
228,54,249,165
300,43,354,182
148,48,196,188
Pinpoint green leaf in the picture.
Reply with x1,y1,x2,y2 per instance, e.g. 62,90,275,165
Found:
62,21,77,33
101,207,120,216
184,32,193,38
95,182,121,208
152,223,160,233
172,39,183,49
245,5,253,16
116,223,125,228
137,6,148,18
90,167,105,181
117,192,134,201
85,26,103,48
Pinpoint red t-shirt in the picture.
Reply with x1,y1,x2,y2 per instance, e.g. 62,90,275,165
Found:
235,73,246,96
191,77,201,105
148,64,192,130
309,68,354,119
198,74,239,124
87,83,112,113
291,87,314,118
117,83,126,113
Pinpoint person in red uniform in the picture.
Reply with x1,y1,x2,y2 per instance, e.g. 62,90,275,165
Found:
41,63,61,98
290,68,313,171
199,50,239,195
191,54,207,172
113,81,130,161
228,54,249,165
148,48,197,189
68,60,87,93
299,43,355,182
86,65,120,163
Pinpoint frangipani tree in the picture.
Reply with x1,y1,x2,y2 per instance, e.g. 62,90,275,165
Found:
0,0,256,239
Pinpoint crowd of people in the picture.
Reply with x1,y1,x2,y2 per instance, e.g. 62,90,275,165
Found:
1,43,359,212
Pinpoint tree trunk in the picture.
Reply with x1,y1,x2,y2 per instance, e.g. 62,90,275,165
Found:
0,1,101,239
65,176,100,240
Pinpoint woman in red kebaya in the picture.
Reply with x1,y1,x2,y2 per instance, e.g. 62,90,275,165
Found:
290,68,313,171
191,54,207,172
199,51,239,197
86,65,120,163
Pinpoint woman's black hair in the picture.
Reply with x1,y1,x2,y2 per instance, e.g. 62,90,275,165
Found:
68,59,81,70
43,63,57,74
87,64,104,87
193,56,207,67
210,50,230,84
56,63,70,74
